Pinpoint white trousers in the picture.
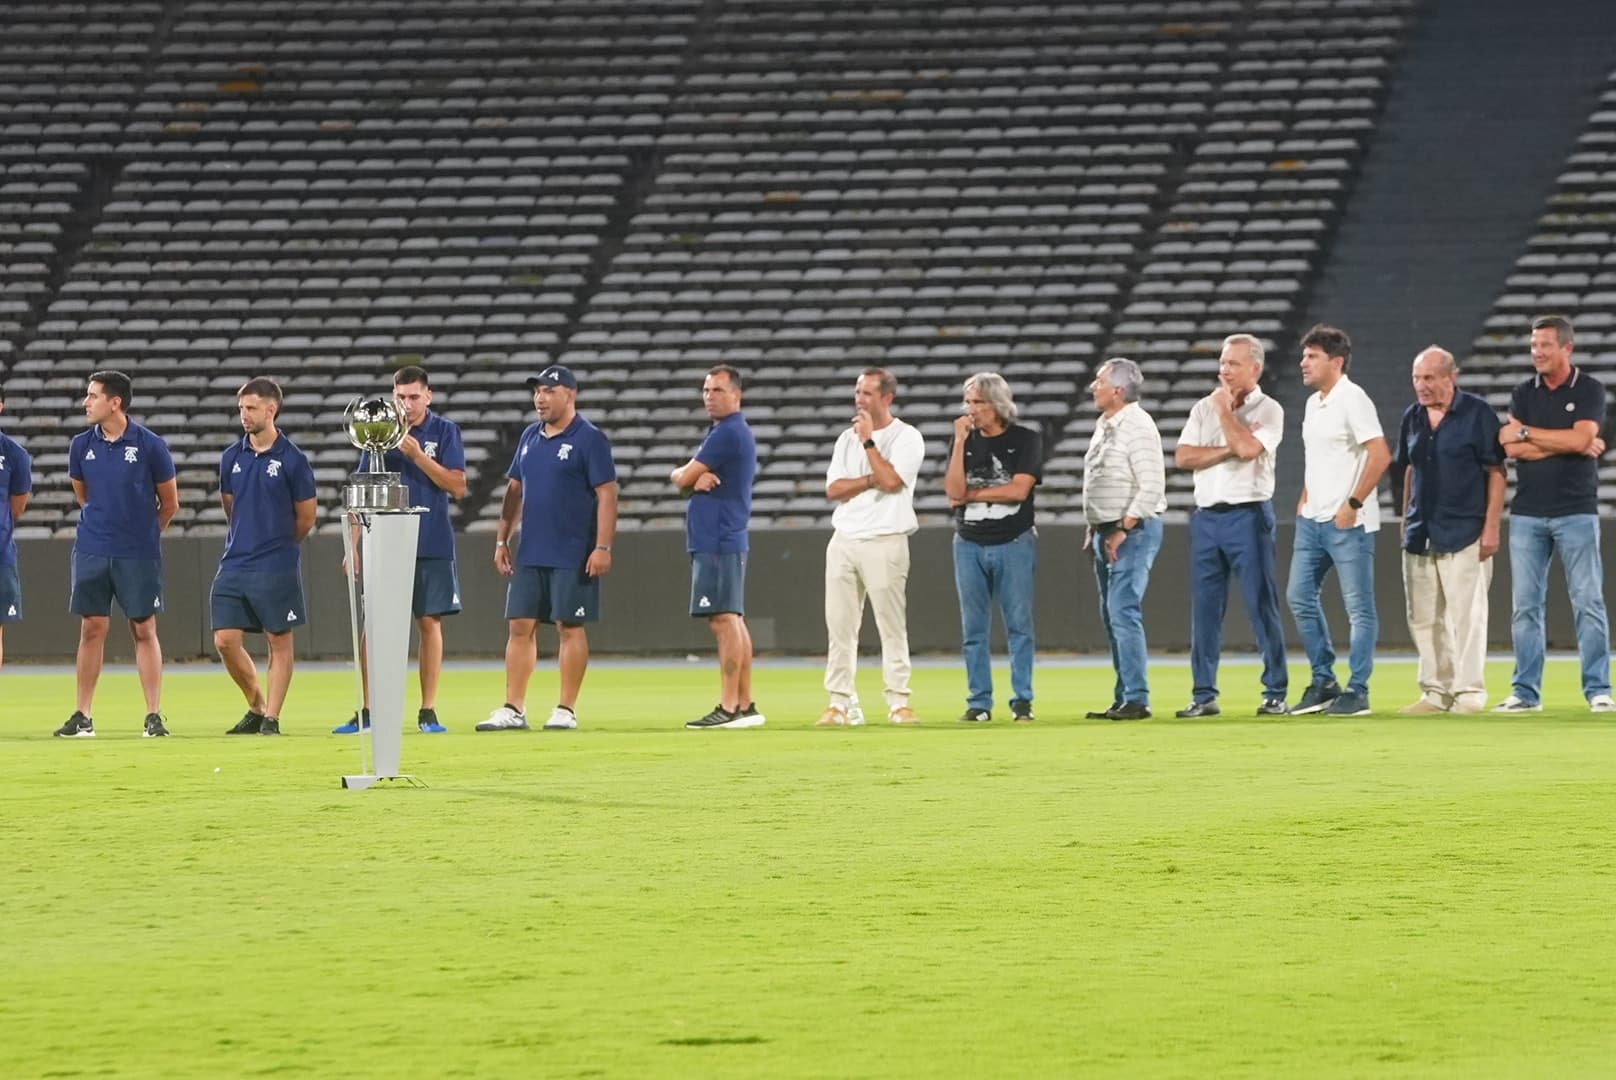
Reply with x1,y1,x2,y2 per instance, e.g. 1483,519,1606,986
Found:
824,532,913,710
1402,542,1492,707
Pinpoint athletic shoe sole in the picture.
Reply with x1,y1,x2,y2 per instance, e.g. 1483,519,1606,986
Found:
1288,702,1335,715
1326,708,1372,717
56,730,96,738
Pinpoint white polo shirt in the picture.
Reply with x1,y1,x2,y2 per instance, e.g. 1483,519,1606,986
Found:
1301,375,1383,532
825,418,925,540
1180,386,1284,507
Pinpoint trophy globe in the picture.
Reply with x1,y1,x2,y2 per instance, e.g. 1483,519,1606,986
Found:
342,394,412,511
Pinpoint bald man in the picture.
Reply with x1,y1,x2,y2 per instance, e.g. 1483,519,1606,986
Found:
1395,346,1505,713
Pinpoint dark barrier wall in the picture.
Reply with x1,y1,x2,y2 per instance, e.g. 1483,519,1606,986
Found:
8,524,1605,661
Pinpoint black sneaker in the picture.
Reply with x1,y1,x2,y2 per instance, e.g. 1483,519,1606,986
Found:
1010,699,1035,723
54,711,95,738
227,710,266,735
1257,697,1289,716
143,713,170,738
418,708,447,734
1085,704,1121,719
685,704,749,729
1323,690,1371,717
1290,679,1342,715
958,707,992,723
1175,701,1220,718
259,716,282,736
1109,701,1151,721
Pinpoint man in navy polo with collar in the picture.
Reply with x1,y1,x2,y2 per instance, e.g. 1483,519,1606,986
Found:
670,364,764,730
56,370,179,739
478,365,617,733
0,381,33,685
1496,315,1613,713
334,364,467,735
215,377,319,736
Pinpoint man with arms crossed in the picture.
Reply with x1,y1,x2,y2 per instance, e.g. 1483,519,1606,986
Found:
335,365,467,734
1172,334,1290,718
216,378,318,736
1396,346,1505,713
1287,325,1391,717
56,370,179,739
1495,315,1613,712
670,364,763,729
479,365,617,732
818,367,925,727
0,382,32,684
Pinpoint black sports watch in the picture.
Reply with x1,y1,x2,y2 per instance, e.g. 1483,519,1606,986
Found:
1347,496,1363,510
862,438,876,450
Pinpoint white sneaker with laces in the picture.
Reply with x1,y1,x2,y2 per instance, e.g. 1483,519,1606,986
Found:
1492,695,1542,713
544,706,578,729
1590,694,1616,713
476,705,530,731
847,695,866,726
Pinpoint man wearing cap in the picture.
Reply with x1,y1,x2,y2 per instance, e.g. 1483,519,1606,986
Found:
479,364,618,732
0,381,33,683
334,364,467,735
670,364,764,729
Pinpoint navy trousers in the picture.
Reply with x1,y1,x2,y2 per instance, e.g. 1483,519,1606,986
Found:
1189,502,1289,703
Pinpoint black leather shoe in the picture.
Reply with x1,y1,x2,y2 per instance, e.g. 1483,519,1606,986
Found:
1085,704,1121,719
1109,701,1151,721
1174,701,1220,718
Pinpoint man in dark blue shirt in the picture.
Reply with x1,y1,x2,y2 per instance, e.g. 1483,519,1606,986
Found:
55,371,179,739
1395,347,1504,714
478,365,617,733
1497,315,1612,713
334,365,467,735
214,377,319,736
0,382,33,682
670,364,763,729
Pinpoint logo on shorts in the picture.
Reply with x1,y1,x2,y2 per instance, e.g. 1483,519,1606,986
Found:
574,606,586,617
423,441,438,459
267,461,282,478
124,447,139,464
698,595,711,608
558,443,573,460
287,609,298,620
5,604,15,616
452,593,460,604
85,448,96,461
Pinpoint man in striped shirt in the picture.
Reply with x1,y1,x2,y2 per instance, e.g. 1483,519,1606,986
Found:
1082,358,1167,720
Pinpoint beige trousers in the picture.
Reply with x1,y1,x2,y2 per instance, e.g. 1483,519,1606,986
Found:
1402,542,1492,707
824,532,912,710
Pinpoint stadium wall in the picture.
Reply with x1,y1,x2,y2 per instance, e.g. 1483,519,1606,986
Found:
9,525,1601,662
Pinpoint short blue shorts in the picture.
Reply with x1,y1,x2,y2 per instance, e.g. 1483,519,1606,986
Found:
70,551,164,620
689,551,746,617
0,564,21,623
505,564,600,624
211,567,308,634
413,557,462,619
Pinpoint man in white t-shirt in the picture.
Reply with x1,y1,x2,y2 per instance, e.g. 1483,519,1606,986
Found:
1287,324,1392,716
818,368,926,726
1173,333,1290,718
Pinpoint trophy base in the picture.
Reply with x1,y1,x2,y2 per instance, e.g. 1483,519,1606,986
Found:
342,773,428,791
344,472,412,511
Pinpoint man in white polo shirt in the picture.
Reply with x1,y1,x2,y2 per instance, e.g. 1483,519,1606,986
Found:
1287,324,1392,716
1173,333,1290,717
818,367,926,726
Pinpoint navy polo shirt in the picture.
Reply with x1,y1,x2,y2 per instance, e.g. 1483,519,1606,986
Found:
359,411,465,561
67,421,177,560
1509,367,1607,518
506,414,616,569
687,411,757,555
219,433,318,572
0,429,34,567
1395,390,1504,555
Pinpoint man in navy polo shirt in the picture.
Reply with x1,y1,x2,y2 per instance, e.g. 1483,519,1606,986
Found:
55,370,179,739
215,377,319,736
0,381,33,682
670,364,763,730
1396,346,1505,713
1496,315,1613,713
478,365,617,732
334,365,467,735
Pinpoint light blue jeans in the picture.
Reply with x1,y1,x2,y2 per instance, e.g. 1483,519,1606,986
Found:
952,530,1037,710
1091,518,1164,706
1508,514,1612,703
1286,517,1378,695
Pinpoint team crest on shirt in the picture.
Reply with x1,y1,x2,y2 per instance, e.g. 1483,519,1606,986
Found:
124,447,139,463
558,443,573,460
423,441,438,459
85,448,96,461
232,462,242,474
267,460,282,478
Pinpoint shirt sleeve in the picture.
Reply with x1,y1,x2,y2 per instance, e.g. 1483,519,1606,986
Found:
1179,398,1210,446
585,430,617,488
1016,426,1044,481
1393,405,1414,471
1252,399,1283,454
1574,377,1608,426
289,449,318,502
694,424,734,474
1476,403,1505,466
9,442,32,495
1509,382,1527,421
149,434,177,484
218,448,234,496
1123,416,1167,521
68,436,84,482
1346,387,1384,444
890,426,924,489
440,422,467,471
825,429,856,485
505,428,529,482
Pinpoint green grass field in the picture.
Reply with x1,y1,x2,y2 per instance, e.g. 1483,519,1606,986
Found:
6,655,1616,1078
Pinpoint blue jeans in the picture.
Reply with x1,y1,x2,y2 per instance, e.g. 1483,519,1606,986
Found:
952,530,1037,710
1189,503,1288,703
1286,517,1377,695
1091,517,1164,706
1508,514,1612,703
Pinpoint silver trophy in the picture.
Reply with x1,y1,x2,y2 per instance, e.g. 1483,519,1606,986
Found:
342,394,411,511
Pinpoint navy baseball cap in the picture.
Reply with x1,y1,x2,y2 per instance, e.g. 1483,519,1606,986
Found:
526,365,578,390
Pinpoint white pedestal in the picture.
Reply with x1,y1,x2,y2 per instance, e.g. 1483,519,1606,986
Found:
341,510,424,789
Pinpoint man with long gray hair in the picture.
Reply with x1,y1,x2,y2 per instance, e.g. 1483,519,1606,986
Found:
943,371,1043,723
1082,358,1166,720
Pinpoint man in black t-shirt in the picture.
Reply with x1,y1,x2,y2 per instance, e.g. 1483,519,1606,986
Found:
1497,315,1613,712
943,372,1043,723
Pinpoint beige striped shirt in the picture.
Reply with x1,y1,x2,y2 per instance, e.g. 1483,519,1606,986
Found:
1083,402,1167,525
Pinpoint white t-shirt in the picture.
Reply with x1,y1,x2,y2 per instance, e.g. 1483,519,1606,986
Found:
1180,387,1284,506
1301,375,1383,532
825,418,925,540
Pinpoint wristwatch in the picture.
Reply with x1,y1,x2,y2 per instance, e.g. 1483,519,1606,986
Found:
1516,426,1530,442
1347,497,1363,510
862,438,876,450
595,544,612,552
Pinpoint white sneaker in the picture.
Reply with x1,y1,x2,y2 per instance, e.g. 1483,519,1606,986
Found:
847,696,866,726
1590,694,1616,713
543,706,578,730
476,705,529,731
1491,695,1542,713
